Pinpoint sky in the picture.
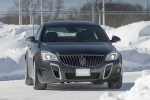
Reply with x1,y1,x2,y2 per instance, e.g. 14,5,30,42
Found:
0,0,148,11
0,0,14,10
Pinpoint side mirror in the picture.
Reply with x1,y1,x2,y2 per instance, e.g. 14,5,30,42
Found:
26,36,38,43
110,36,121,43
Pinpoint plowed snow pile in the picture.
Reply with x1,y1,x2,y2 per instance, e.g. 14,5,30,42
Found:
100,70,150,100
100,22,150,100
0,23,35,80
0,21,150,81
103,21,150,71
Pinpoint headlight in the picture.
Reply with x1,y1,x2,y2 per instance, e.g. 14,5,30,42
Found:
41,51,58,61
105,51,119,61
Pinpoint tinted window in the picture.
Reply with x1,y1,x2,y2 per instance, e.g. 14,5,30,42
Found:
41,25,108,42
35,25,41,37
36,25,43,40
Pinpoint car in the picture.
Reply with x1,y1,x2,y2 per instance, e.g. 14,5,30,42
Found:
25,21,122,90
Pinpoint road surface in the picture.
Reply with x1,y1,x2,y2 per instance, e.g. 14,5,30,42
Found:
0,72,141,100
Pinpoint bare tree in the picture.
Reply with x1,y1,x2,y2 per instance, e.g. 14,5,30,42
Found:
66,7,80,20
53,0,64,21
79,0,144,27
35,0,54,22
2,0,56,24
35,0,54,11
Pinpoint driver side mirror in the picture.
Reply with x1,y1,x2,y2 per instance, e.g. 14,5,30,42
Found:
110,36,121,43
26,36,38,43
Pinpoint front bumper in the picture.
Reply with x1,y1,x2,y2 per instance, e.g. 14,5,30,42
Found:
36,59,122,83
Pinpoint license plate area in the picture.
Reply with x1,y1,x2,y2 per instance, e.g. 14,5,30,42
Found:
75,69,91,76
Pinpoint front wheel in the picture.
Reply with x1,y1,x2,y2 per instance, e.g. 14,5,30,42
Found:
107,75,122,89
25,59,33,85
33,61,47,90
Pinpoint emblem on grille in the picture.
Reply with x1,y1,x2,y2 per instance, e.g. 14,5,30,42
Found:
79,57,86,66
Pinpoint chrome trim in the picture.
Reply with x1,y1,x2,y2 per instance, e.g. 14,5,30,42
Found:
103,63,113,79
59,54,104,67
50,63,62,80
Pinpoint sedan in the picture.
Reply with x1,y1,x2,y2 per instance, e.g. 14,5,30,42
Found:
25,21,122,90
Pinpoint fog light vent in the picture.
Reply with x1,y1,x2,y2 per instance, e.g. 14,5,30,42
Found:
103,63,113,79
105,70,110,78
50,63,62,79
53,71,60,79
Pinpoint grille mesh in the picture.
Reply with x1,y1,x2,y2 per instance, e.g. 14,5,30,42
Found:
59,55,104,67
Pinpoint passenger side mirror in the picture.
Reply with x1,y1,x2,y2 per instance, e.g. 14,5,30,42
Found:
110,36,121,43
26,36,38,43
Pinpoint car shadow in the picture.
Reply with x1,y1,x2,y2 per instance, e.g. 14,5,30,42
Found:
119,82,134,91
46,82,134,91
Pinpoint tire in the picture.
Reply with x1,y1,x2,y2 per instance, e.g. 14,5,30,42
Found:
107,75,122,89
25,59,33,85
33,61,47,90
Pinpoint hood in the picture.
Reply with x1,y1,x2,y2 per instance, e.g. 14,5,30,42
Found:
41,42,114,55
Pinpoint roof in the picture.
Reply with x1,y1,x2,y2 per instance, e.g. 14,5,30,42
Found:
44,21,98,26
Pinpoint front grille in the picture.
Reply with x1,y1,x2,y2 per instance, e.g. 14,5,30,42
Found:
59,55,104,67
65,73,100,79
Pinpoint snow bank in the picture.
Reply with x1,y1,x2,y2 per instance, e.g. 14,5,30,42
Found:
0,23,37,81
103,21,150,49
100,70,150,100
103,21,150,71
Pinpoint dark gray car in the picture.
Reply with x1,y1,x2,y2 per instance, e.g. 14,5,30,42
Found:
25,21,122,90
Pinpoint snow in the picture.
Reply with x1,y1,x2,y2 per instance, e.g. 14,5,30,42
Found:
99,33,150,100
0,21,150,99
102,21,150,49
103,21,150,71
0,72,141,100
0,24,36,81
100,70,150,100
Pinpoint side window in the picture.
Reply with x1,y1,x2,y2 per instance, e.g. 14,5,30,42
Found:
35,25,43,40
35,25,41,37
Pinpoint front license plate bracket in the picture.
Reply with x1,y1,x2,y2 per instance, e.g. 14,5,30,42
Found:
75,69,91,76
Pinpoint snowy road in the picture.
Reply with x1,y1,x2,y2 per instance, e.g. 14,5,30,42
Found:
0,72,141,100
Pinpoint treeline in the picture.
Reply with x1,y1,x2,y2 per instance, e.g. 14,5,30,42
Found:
0,0,64,25
0,0,149,27
78,0,147,27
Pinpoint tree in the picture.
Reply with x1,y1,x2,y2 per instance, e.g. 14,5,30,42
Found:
0,0,64,24
79,0,144,27
53,0,64,21
66,7,80,20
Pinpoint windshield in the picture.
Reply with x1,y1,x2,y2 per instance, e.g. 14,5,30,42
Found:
41,25,109,42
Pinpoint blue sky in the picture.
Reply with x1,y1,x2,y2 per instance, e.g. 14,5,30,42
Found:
0,0,148,10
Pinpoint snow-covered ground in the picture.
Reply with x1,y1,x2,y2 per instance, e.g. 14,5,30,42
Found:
0,71,141,100
100,70,150,100
0,21,150,99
